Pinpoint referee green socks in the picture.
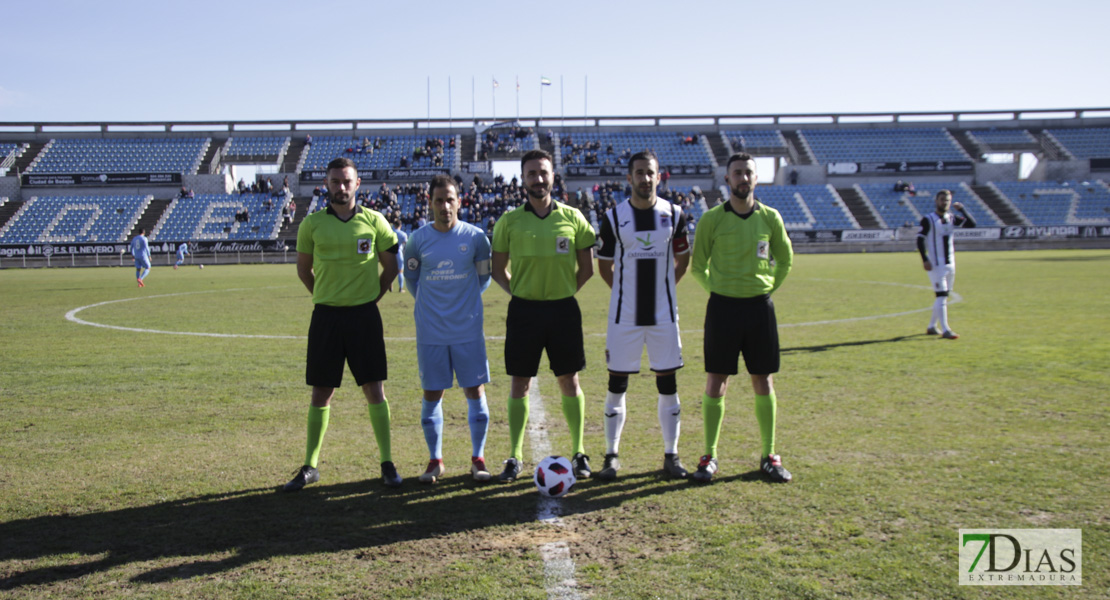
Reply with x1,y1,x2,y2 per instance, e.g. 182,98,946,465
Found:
702,393,778,458
304,405,330,469
702,394,724,458
507,396,529,462
754,393,777,457
367,401,393,463
562,393,586,455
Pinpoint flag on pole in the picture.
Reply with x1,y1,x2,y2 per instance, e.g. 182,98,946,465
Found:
493,78,499,88
540,77,552,86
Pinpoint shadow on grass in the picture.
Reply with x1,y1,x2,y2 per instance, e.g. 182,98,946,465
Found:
782,334,923,355
0,468,698,589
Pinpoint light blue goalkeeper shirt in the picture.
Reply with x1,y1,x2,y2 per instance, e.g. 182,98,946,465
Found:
403,221,491,346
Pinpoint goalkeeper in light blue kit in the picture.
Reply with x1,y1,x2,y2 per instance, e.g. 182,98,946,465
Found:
174,242,190,269
130,228,151,287
403,174,495,483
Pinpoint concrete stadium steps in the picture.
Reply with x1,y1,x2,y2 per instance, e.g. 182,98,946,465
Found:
836,186,881,228
12,142,47,175
780,130,814,165
0,200,23,230
131,199,171,239
971,184,1024,226
459,131,477,161
197,139,224,175
277,197,311,239
707,133,732,166
1033,131,1071,161
281,137,307,173
951,130,983,160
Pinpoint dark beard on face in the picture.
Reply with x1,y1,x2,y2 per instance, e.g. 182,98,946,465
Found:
528,185,549,199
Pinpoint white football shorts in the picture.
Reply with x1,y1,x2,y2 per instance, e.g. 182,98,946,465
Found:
605,321,684,374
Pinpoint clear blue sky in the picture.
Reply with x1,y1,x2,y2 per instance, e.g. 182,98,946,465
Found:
3,0,1107,123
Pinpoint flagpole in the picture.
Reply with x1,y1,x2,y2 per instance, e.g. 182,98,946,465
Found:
471,76,475,122
492,76,497,121
584,75,589,127
560,75,564,130
426,76,430,130
448,76,452,133
540,78,544,126
515,75,520,121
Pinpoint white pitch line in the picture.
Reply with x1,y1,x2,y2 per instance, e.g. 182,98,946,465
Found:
64,279,959,340
526,377,582,600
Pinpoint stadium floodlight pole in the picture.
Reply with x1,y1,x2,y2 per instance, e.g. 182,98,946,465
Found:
515,75,520,120
492,76,498,121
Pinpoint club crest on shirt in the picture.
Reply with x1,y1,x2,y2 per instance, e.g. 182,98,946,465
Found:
757,240,770,260
556,236,570,254
357,239,372,254
659,215,670,228
458,243,469,254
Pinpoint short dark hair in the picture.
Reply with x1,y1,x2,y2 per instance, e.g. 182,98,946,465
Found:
726,152,755,169
626,151,659,174
935,189,952,201
520,149,554,172
326,157,357,173
429,174,458,196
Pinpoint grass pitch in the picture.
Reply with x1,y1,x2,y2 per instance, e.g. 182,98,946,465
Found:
0,250,1107,599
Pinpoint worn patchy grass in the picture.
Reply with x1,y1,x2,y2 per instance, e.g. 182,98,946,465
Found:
1,250,1107,598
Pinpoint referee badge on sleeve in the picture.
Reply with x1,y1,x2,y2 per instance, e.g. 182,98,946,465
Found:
757,240,770,260
357,239,372,254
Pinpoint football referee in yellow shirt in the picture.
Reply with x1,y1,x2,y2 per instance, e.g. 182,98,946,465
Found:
689,153,794,484
491,149,597,482
282,157,402,492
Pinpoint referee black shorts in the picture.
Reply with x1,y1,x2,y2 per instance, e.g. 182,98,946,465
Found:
306,301,388,388
505,296,586,378
704,292,780,376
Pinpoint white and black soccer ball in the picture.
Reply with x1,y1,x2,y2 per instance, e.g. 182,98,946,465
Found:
534,455,576,498
198,264,204,269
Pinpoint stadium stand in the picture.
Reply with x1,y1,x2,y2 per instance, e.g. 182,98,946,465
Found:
856,182,1002,229
153,193,285,241
24,138,208,174
990,180,1110,226
560,132,712,169
0,195,150,243
966,129,1038,148
755,185,858,230
224,136,290,160
1044,127,1110,160
723,130,789,154
301,135,459,171
799,128,971,163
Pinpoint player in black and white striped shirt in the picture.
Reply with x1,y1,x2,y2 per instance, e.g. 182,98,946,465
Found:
917,189,976,339
596,151,691,480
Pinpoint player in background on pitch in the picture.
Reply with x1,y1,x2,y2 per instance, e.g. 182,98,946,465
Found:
689,153,794,484
392,218,408,293
491,149,597,482
173,242,190,269
283,157,402,492
130,228,151,287
595,151,691,481
917,189,975,339
403,175,495,484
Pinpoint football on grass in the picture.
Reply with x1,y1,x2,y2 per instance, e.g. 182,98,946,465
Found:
534,455,576,498
198,264,204,269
